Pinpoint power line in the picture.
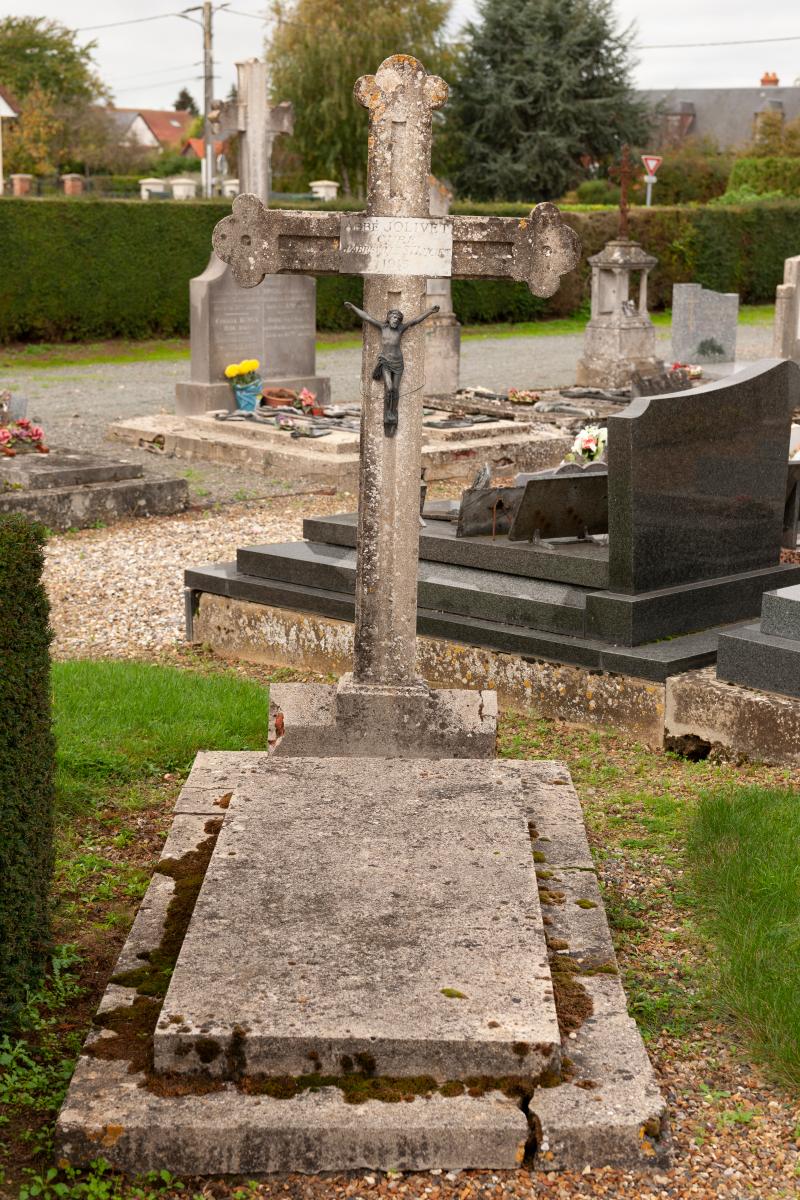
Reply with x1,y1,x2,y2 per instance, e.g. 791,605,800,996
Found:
225,8,268,19
637,33,800,50
114,74,213,95
76,14,183,33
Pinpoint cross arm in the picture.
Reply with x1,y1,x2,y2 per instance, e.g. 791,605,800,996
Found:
451,204,581,299
212,195,582,299
211,195,343,287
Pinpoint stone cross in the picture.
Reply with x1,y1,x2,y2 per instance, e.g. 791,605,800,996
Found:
212,54,580,691
212,58,294,203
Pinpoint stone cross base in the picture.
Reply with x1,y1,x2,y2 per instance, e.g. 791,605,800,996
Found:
269,678,497,758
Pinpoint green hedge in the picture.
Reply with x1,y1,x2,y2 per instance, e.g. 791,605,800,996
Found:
1,196,799,341
729,157,800,196
0,516,55,1033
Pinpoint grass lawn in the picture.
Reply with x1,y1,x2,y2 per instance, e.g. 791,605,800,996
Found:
688,785,800,1089
1,658,799,1198
0,305,776,368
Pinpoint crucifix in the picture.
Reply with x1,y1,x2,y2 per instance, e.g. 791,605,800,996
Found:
212,54,580,726
610,143,632,241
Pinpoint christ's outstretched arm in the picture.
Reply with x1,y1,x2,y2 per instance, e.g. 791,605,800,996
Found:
401,304,440,330
344,301,384,329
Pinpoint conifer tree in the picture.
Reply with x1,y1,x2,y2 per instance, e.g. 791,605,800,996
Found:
447,0,649,201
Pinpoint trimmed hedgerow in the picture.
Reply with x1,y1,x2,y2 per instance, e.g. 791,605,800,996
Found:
728,157,800,197
0,516,56,1033
1,196,799,342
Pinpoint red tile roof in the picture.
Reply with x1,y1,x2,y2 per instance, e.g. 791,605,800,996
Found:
182,137,225,159
111,107,194,149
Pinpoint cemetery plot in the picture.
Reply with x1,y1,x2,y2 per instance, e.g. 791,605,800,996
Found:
0,449,188,530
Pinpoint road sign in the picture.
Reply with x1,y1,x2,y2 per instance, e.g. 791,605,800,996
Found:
643,173,657,184
641,154,663,176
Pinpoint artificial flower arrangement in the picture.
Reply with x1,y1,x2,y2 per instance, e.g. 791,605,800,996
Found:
563,424,607,465
508,388,540,405
224,358,263,412
0,416,49,457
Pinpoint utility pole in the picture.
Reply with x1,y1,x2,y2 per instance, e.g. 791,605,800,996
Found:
181,2,227,197
203,0,214,198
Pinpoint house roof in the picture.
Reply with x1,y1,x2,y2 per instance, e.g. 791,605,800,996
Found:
182,137,225,159
638,86,800,150
110,107,194,149
0,84,20,118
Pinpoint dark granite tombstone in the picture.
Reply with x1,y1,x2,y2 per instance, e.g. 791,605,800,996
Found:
784,462,800,548
717,584,800,698
607,359,798,594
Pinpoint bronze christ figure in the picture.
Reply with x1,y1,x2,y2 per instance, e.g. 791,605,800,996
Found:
344,301,440,435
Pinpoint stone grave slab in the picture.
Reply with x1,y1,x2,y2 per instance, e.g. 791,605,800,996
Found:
110,411,568,490
0,449,188,530
671,282,738,364
154,757,560,1081
56,754,669,1175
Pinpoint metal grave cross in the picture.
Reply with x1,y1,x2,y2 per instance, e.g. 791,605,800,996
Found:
212,54,581,691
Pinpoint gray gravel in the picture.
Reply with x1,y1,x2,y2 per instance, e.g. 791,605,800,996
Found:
0,323,776,506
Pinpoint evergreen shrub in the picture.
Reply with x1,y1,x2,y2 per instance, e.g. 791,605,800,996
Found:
0,516,55,1033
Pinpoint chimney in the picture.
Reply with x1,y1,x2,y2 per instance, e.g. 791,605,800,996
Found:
761,71,779,86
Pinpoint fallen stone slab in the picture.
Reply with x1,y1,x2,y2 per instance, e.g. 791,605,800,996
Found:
55,754,670,1176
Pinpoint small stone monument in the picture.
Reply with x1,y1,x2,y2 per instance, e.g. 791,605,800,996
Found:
672,282,738,363
576,146,663,388
423,177,461,397
175,59,329,415
773,253,800,364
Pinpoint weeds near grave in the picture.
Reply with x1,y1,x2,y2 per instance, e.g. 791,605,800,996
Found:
687,784,800,1089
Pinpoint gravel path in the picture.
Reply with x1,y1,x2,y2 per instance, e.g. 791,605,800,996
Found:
44,493,349,660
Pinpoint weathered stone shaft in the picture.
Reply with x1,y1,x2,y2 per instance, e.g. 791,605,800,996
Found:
351,56,447,685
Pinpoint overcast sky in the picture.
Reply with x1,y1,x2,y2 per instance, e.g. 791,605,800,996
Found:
4,0,800,110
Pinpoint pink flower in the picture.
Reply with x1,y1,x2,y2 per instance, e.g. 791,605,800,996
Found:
30,426,44,441
16,416,31,429
0,428,11,444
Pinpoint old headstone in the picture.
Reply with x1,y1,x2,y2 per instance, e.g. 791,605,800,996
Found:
211,54,580,753
424,177,460,397
773,253,800,364
671,282,738,363
175,59,329,415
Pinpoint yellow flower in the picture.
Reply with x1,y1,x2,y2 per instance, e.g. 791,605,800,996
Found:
224,363,240,379
244,358,259,373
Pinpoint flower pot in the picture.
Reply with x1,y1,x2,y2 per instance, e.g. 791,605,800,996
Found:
230,377,263,412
